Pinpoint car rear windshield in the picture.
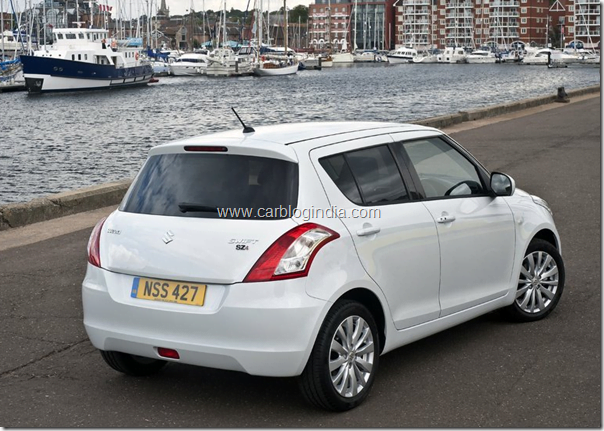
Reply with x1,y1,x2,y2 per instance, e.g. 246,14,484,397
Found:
120,153,299,219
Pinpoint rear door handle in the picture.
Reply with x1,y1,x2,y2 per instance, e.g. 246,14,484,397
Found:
356,226,381,236
437,214,456,224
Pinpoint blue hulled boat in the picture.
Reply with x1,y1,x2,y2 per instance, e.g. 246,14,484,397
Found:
20,27,153,93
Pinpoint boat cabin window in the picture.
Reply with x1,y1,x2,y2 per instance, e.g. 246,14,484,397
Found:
78,33,84,39
78,54,81,60
57,34,64,40
66,33,76,40
72,54,75,60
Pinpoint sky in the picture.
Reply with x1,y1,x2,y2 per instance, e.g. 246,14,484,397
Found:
6,0,312,19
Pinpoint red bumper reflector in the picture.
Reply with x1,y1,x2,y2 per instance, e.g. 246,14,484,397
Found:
157,347,180,359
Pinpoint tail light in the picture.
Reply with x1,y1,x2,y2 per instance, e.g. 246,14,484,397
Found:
87,217,107,268
244,223,340,283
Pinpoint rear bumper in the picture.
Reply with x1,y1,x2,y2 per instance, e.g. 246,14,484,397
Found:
82,264,328,377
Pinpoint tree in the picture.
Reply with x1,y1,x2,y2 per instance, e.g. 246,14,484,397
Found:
289,5,308,24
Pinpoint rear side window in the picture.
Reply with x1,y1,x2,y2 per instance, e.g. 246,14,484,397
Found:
320,145,409,206
319,155,362,205
121,154,298,219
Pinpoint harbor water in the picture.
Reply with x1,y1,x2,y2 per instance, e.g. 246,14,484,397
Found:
0,63,600,205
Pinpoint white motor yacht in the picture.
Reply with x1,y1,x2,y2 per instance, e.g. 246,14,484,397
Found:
169,52,208,76
465,49,497,64
437,47,467,64
387,47,418,64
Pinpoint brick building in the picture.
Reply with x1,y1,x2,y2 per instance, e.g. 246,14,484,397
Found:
308,0,600,51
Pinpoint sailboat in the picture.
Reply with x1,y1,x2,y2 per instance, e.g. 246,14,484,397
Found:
0,2,25,90
329,0,353,64
253,0,298,76
206,0,254,77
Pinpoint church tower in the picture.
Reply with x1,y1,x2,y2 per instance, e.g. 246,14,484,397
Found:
157,0,170,20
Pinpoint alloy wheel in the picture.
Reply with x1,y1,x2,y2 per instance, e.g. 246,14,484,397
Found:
329,315,375,398
516,250,559,314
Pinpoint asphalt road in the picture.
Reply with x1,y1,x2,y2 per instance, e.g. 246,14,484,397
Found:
0,96,600,427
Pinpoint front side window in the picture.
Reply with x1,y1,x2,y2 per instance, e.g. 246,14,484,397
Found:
398,138,484,199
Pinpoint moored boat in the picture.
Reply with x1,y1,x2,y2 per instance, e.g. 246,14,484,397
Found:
168,52,208,76
465,49,497,64
20,27,153,93
254,55,299,76
331,51,355,63
206,47,253,77
437,46,466,64
387,46,418,64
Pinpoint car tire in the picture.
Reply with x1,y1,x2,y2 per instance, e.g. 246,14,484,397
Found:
503,239,565,322
299,300,380,411
100,350,167,376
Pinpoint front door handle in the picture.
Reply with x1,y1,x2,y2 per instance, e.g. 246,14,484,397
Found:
357,226,381,236
437,214,456,224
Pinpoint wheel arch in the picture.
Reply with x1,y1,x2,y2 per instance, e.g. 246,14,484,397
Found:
531,228,559,250
337,287,387,354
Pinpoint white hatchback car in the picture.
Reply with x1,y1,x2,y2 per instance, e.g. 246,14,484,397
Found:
83,121,564,411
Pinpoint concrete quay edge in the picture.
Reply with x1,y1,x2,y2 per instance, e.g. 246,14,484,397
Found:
0,84,599,232
412,84,600,129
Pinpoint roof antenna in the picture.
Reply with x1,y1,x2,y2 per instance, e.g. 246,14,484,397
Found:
231,108,255,134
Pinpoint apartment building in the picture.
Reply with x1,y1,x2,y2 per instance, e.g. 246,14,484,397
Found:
308,0,599,51
308,0,396,51
395,0,551,49
569,0,600,48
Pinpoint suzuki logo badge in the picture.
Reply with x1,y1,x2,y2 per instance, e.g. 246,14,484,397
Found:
162,230,174,244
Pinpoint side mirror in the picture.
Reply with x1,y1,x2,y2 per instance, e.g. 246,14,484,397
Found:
490,172,516,196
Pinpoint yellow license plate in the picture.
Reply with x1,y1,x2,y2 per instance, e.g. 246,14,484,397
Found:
130,277,206,306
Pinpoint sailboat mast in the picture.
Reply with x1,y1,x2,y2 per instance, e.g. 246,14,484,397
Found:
257,0,262,50
222,0,226,46
43,0,46,47
327,0,331,52
283,0,287,54
353,0,357,51
1,0,5,56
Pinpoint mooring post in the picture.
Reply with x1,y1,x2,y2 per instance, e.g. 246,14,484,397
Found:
556,86,570,103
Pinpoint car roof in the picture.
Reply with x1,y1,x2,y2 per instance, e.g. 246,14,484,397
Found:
157,122,439,147
149,122,442,161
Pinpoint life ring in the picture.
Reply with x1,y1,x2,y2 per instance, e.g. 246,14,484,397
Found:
135,52,139,61
261,55,265,61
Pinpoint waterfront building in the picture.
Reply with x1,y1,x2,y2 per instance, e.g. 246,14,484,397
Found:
396,0,434,49
546,0,600,50
309,0,599,51
308,0,395,51
571,0,600,49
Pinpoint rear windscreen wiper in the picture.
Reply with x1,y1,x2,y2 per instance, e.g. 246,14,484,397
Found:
178,203,218,213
